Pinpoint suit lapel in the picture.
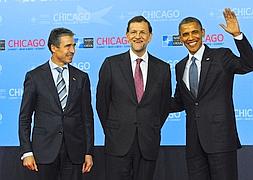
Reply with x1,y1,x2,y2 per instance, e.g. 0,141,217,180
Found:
65,65,78,111
178,57,193,97
141,54,159,103
198,46,212,98
41,62,62,109
119,52,137,102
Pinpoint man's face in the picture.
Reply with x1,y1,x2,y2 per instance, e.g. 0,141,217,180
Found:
51,35,76,67
126,21,152,57
179,21,205,55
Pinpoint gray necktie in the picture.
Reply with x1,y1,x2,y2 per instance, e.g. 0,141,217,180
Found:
189,56,198,97
56,67,67,110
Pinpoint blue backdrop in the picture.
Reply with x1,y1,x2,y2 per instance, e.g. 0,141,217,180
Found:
0,0,253,146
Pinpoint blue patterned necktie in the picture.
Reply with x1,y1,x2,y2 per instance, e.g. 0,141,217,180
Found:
189,56,198,97
56,67,67,110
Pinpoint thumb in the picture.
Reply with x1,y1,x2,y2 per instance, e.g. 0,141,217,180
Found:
219,24,227,32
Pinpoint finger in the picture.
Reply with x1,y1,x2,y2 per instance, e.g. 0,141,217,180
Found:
34,162,39,172
82,163,87,173
230,10,237,20
82,163,92,173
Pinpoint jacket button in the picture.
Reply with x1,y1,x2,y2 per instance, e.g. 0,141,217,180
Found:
58,131,63,135
195,102,199,106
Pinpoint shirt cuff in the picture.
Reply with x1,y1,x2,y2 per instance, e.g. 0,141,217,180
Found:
234,33,243,40
21,152,33,160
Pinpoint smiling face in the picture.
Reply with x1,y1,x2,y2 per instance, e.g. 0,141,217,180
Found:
51,35,76,67
126,21,152,57
179,21,205,55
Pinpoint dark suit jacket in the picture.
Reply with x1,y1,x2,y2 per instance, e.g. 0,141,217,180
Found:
173,35,253,153
96,51,171,160
19,62,94,164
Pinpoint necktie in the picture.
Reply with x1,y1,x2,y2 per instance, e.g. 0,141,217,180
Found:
134,58,144,103
189,56,198,97
56,67,67,110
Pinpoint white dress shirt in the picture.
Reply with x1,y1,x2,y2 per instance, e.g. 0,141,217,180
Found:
183,45,205,90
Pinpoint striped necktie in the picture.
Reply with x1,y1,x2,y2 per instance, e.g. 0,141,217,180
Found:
56,67,67,110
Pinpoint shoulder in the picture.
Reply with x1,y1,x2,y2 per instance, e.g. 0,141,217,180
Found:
204,44,231,55
27,61,48,75
69,64,88,78
149,53,168,66
104,51,129,62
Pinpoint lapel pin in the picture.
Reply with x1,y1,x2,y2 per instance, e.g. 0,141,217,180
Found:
206,57,210,61
73,77,76,81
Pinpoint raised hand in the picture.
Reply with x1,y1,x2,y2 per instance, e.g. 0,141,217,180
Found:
220,8,241,37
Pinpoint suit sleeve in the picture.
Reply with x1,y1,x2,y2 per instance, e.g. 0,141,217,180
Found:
96,58,111,130
18,72,36,155
168,64,185,113
235,35,253,74
82,74,94,155
226,34,253,74
159,64,172,126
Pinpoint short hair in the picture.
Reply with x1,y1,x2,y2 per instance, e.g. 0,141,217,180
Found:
126,15,152,33
47,27,75,53
178,17,203,34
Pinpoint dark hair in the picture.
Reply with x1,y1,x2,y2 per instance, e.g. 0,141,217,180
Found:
47,27,75,53
178,17,203,34
126,16,152,33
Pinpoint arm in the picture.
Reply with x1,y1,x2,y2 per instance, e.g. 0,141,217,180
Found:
160,64,172,126
96,58,112,130
169,83,185,113
220,8,253,72
82,74,94,156
168,63,185,113
81,74,94,173
18,72,38,171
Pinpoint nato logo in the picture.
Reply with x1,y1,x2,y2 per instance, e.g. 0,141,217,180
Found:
162,35,182,47
0,40,5,51
75,38,94,48
83,38,94,48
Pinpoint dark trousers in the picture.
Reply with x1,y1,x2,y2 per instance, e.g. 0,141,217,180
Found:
105,134,156,180
35,140,83,180
186,119,238,180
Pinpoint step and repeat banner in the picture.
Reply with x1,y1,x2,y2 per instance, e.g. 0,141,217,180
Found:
0,0,253,146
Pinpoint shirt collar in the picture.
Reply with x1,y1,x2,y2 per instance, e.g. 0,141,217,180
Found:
129,49,148,63
188,44,205,62
49,58,68,70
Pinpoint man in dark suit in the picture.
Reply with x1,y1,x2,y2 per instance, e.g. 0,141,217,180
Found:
18,27,94,180
96,16,171,180
171,8,253,180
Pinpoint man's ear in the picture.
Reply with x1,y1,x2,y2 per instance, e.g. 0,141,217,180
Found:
51,44,57,53
202,28,205,38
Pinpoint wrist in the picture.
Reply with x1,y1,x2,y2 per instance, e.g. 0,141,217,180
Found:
232,32,241,37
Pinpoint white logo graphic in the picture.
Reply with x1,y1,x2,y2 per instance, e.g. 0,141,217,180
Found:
72,62,91,72
52,6,112,25
235,108,253,121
